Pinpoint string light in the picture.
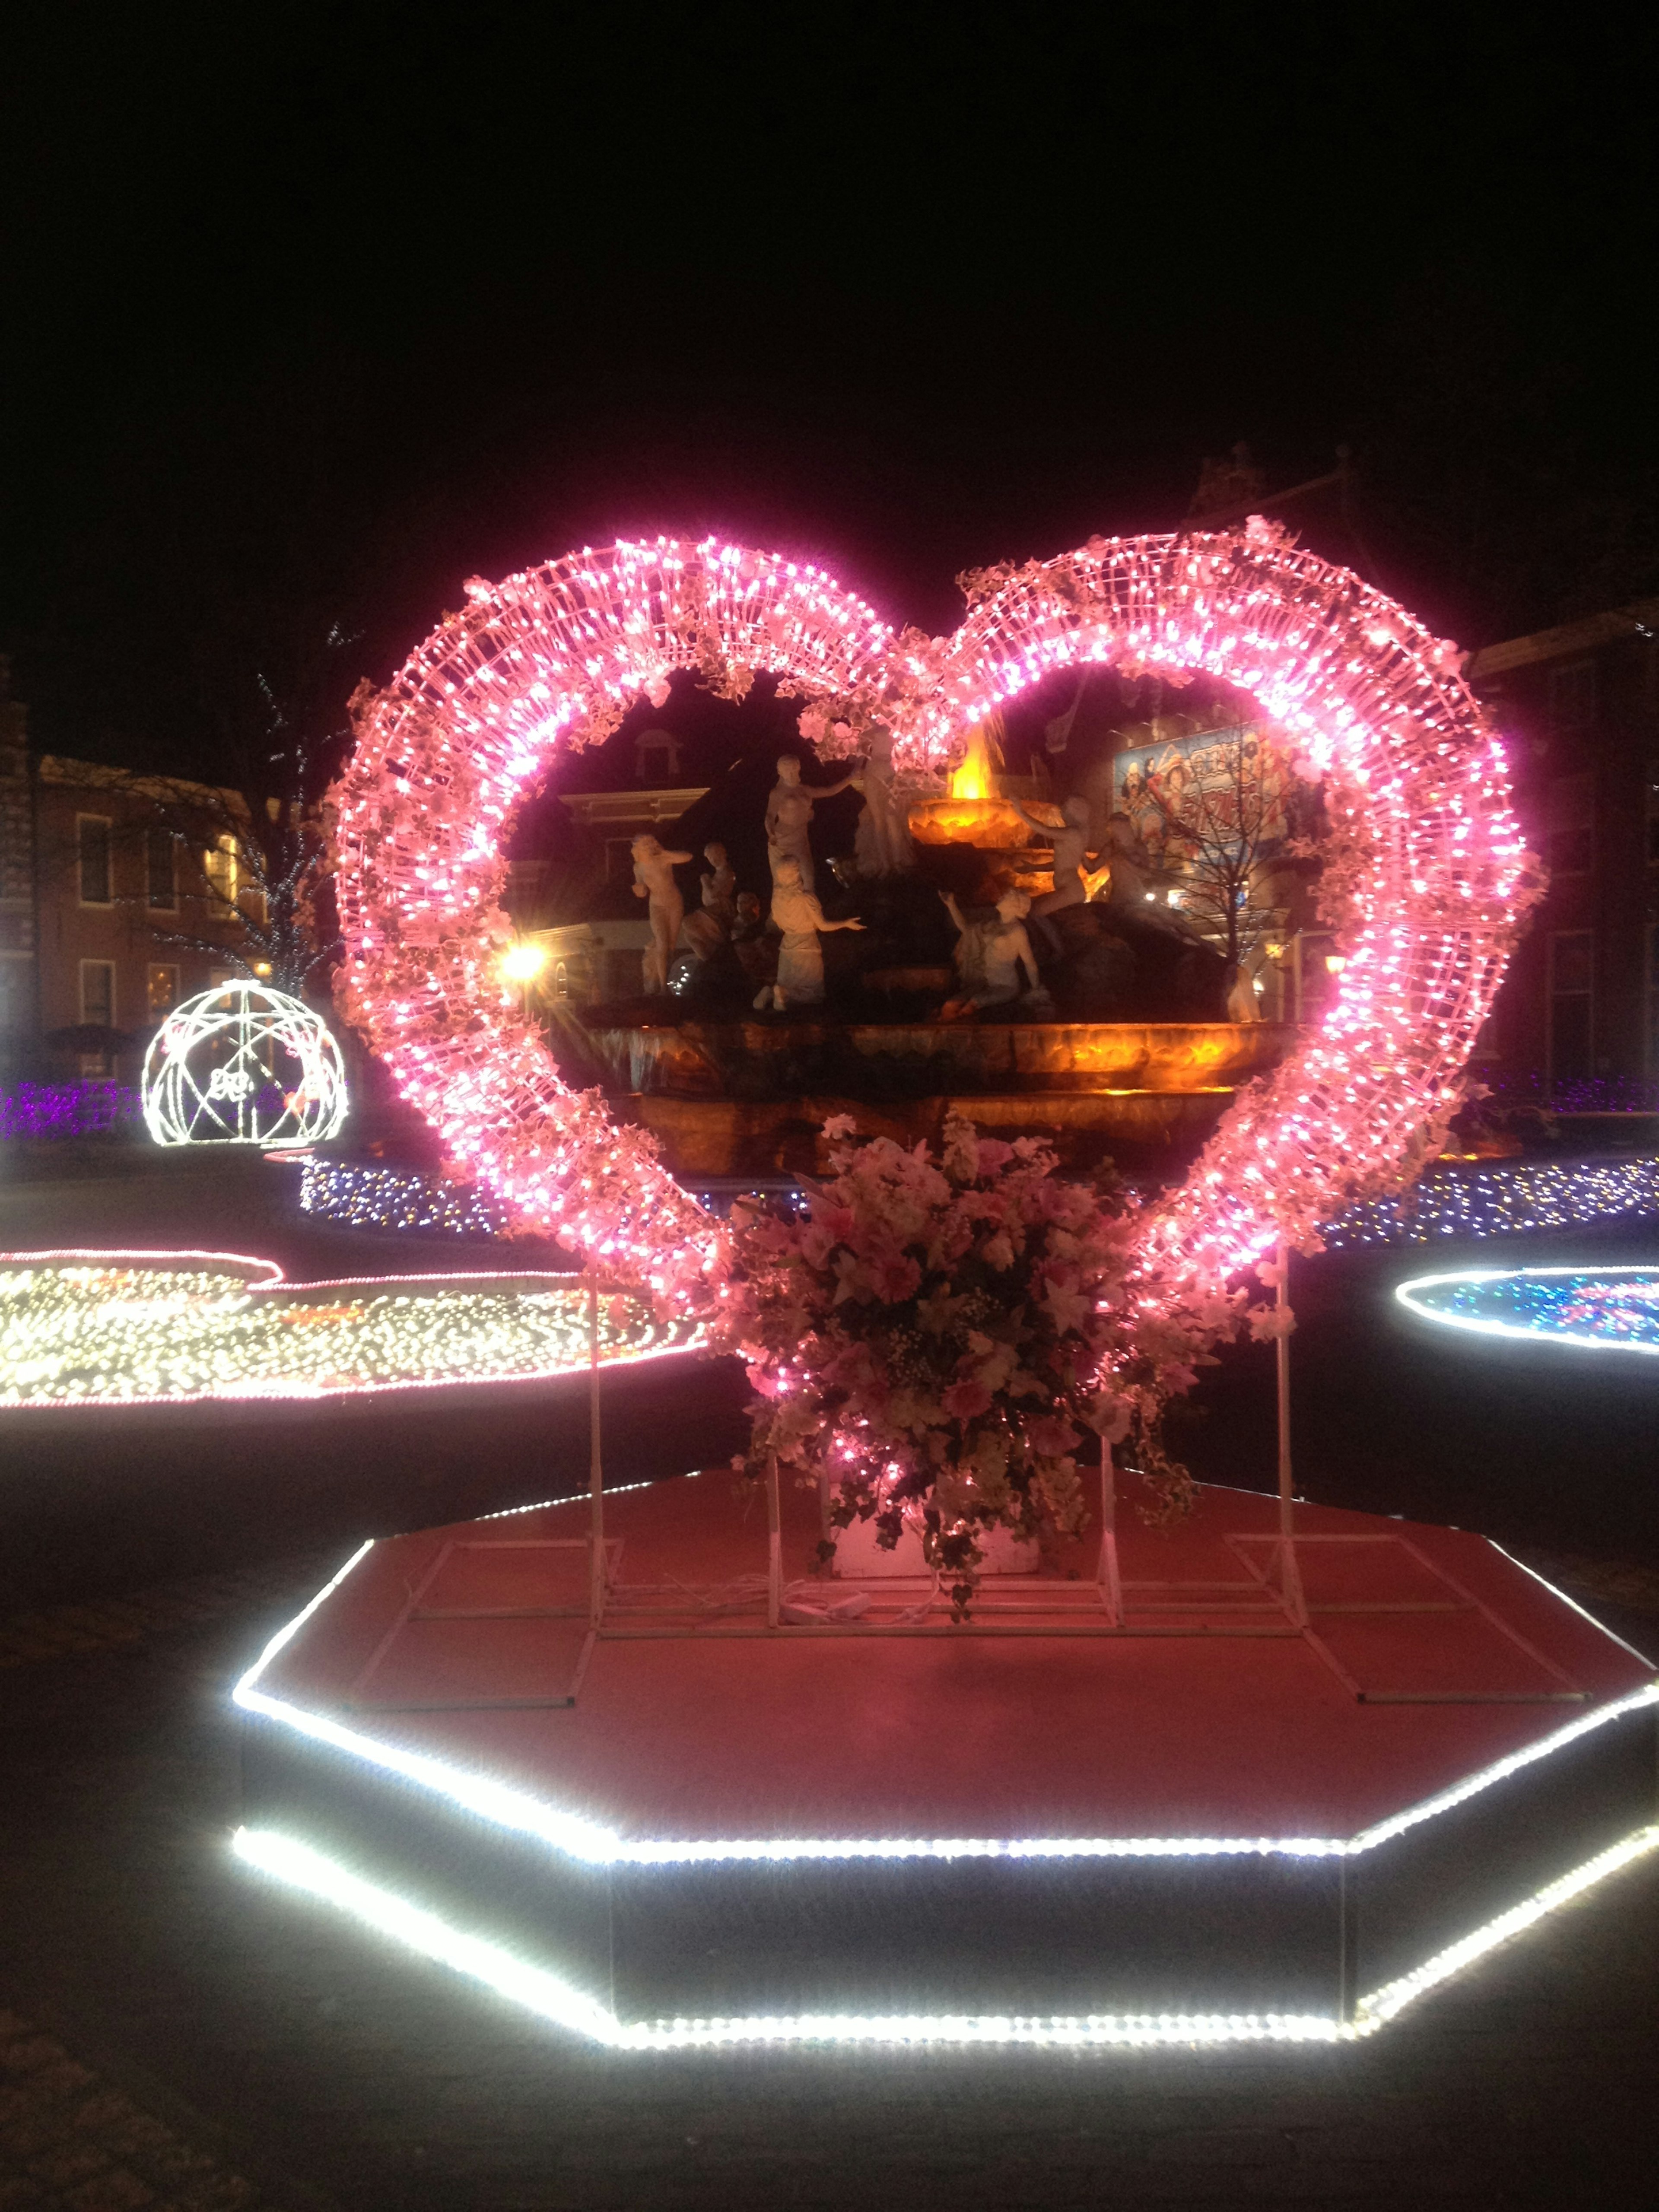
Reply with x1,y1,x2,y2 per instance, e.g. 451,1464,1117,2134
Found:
228,1816,1659,2049
0,1081,141,1139
1324,1153,1659,1249
0,1254,698,1408
298,1159,508,1239
143,983,349,1149
1395,1265,1659,1355
331,526,1533,1306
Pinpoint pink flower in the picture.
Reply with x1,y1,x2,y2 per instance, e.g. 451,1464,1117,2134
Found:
941,1377,994,1421
1026,1413,1081,1458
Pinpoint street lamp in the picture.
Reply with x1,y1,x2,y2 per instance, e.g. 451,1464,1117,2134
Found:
500,940,549,1021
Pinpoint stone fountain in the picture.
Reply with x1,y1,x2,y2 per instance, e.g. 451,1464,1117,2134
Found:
550,724,1295,1182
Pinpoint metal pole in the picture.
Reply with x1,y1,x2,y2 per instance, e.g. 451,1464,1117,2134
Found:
1274,1238,1306,1626
1098,1433,1122,1626
766,1453,782,1629
588,1268,605,1628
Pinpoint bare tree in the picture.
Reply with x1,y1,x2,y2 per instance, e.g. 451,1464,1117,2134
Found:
1132,723,1294,977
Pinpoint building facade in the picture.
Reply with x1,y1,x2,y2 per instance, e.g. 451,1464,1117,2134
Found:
1468,601,1659,1102
0,665,260,1081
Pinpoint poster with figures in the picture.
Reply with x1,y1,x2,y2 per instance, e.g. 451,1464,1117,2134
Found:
1111,724,1297,871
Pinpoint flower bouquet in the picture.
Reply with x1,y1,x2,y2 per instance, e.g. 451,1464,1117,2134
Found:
718,1115,1240,1617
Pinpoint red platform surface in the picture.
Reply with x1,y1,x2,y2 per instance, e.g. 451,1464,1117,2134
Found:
246,1473,1653,1850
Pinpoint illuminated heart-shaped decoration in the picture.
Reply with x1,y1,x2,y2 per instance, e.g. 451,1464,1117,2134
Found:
330,531,1534,1302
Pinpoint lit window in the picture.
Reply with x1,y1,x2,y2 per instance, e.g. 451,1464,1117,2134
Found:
147,963,180,1017
204,835,238,906
78,817,113,906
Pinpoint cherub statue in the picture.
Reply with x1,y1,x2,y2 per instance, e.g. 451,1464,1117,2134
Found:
752,853,864,1011
851,727,913,877
938,887,1042,1019
631,833,693,993
700,841,737,927
765,754,860,894
680,840,738,963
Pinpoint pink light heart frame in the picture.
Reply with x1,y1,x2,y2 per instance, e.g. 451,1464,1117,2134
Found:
330,530,1535,1303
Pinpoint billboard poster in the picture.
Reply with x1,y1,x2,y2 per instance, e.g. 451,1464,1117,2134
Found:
1111,724,1296,871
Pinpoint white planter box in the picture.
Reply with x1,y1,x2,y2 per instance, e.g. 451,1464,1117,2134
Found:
831,1513,1038,1577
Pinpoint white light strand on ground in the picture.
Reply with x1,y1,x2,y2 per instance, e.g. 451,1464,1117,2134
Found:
0,1257,698,1408
231,1819,1659,2050
232,1497,1658,1870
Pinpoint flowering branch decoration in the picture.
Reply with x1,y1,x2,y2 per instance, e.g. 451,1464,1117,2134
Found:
724,1115,1241,1615
329,525,1538,1306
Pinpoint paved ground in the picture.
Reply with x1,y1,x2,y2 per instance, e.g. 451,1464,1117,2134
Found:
3,1151,1658,2207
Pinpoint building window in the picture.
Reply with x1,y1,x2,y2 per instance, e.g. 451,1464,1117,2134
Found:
147,963,180,1017
1548,660,1596,731
79,958,115,1027
1546,772,1595,877
607,837,636,885
146,827,177,909
203,834,238,907
78,816,113,906
553,960,569,1001
1547,929,1595,1091
634,730,680,784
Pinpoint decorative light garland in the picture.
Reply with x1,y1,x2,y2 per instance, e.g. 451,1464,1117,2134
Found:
0,1081,142,1141
1395,1266,1659,1356
297,1158,509,1239
234,1499,1659,1870
229,1819,1659,2048
331,527,1535,1306
143,983,349,1149
1323,1154,1659,1250
0,1252,698,1408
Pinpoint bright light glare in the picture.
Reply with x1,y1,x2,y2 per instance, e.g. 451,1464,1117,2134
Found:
500,943,549,983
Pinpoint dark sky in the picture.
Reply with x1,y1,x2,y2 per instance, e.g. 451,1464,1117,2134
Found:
4,3,1656,784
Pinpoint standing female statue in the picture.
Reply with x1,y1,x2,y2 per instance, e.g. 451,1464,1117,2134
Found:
851,728,914,877
631,833,693,993
765,755,860,893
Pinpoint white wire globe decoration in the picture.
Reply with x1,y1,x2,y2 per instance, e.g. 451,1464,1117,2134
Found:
142,982,349,1149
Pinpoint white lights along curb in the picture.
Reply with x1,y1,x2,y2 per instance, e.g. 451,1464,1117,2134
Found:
229,1821,1659,2051
1395,1265,1659,1357
232,1497,1659,1871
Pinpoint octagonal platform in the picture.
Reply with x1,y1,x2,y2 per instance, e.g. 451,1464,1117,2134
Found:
234,1473,1659,2048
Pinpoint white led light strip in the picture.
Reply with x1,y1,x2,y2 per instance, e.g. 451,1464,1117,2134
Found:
233,1510,1659,1869
1395,1266,1659,1358
231,1820,1659,2049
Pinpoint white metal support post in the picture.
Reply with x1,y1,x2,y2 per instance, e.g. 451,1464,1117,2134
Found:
587,1268,606,1629
1097,1434,1123,1625
766,1453,782,1628
1271,1238,1308,1626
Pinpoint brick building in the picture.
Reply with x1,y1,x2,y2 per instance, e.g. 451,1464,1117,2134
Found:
0,662,259,1081
1468,601,1659,1100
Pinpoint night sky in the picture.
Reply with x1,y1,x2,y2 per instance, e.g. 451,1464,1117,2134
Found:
4,5,1656,786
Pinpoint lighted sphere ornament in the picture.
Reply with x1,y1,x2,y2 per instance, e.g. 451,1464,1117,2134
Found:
330,529,1537,1300
142,982,349,1149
